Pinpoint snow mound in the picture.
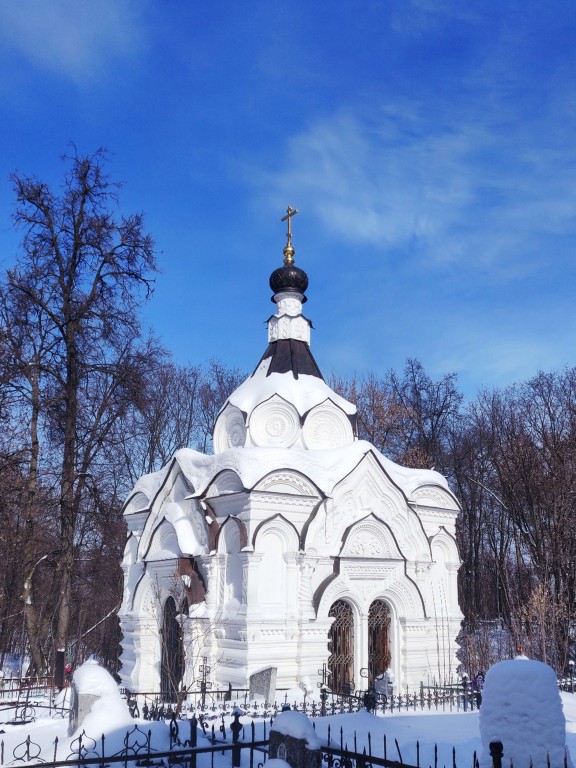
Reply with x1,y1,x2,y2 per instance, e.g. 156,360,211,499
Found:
266,760,291,768
271,710,321,749
480,656,572,768
72,660,133,738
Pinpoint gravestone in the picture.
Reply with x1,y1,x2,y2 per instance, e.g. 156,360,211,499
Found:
68,659,132,738
68,681,99,736
270,710,321,768
249,666,277,702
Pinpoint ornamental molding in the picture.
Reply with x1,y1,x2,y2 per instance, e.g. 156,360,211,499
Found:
255,471,320,497
213,405,247,454
340,519,402,560
251,491,317,508
316,563,424,618
410,504,458,522
249,397,300,449
268,313,310,343
341,563,400,580
302,401,354,450
410,485,459,511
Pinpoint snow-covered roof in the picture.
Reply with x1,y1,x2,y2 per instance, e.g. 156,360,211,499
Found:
127,440,454,509
127,250,458,514
227,369,356,417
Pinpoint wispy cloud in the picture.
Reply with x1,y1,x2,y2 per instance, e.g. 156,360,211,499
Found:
257,92,576,276
0,1,146,83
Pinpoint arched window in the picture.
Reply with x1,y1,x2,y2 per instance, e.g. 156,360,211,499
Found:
328,600,354,694
368,599,391,686
160,596,185,702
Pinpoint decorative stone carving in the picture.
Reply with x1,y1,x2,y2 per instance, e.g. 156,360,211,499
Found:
411,485,459,511
250,397,300,448
255,471,318,496
249,667,277,701
213,405,247,454
302,400,354,449
268,311,311,344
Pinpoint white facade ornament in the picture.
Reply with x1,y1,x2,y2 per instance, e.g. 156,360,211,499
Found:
302,400,354,449
213,405,247,454
249,398,300,448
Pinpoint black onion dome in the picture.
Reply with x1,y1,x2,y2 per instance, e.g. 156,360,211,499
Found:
269,263,309,301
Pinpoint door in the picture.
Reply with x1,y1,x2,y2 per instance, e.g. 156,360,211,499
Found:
368,599,391,688
328,600,354,694
160,596,184,702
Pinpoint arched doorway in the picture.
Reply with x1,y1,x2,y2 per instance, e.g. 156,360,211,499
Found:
368,599,391,687
328,600,354,694
160,596,185,702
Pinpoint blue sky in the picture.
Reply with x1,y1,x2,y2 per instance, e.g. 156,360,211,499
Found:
1,1,575,399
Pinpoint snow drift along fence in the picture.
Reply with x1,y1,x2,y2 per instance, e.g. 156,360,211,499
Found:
1,714,571,768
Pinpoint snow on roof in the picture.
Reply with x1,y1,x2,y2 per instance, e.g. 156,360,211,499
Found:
479,656,571,768
128,440,453,508
226,371,356,417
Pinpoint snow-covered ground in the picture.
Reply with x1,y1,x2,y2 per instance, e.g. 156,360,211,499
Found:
1,659,575,768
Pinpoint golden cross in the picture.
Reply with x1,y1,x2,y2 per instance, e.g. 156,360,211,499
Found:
281,205,298,246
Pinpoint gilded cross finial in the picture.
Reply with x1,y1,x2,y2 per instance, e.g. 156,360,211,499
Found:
280,205,298,265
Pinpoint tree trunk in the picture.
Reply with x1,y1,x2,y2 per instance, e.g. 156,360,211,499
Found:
22,360,45,677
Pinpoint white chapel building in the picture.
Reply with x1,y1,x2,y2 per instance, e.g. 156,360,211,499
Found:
118,216,463,698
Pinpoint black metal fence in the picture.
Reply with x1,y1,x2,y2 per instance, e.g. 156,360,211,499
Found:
0,710,572,768
124,683,480,723
0,677,69,726
1,721,269,768
0,714,455,768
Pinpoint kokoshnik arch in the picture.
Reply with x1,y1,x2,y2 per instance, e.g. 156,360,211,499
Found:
118,209,463,697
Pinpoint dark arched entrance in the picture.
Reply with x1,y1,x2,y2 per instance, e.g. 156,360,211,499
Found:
368,599,391,687
328,600,354,694
160,596,185,702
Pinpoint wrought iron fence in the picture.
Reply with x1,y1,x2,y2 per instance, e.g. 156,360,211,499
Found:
123,684,479,723
1,710,570,768
0,678,69,726
0,714,270,768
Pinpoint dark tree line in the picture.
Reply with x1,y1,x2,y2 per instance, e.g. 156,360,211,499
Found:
0,150,244,676
333,363,576,675
1,149,575,680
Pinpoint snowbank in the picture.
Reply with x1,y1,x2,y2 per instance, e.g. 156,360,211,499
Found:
479,656,572,768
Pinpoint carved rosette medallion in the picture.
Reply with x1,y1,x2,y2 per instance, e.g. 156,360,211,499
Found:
250,398,300,448
303,402,353,449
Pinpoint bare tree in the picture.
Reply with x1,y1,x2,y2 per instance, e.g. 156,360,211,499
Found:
3,148,158,671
